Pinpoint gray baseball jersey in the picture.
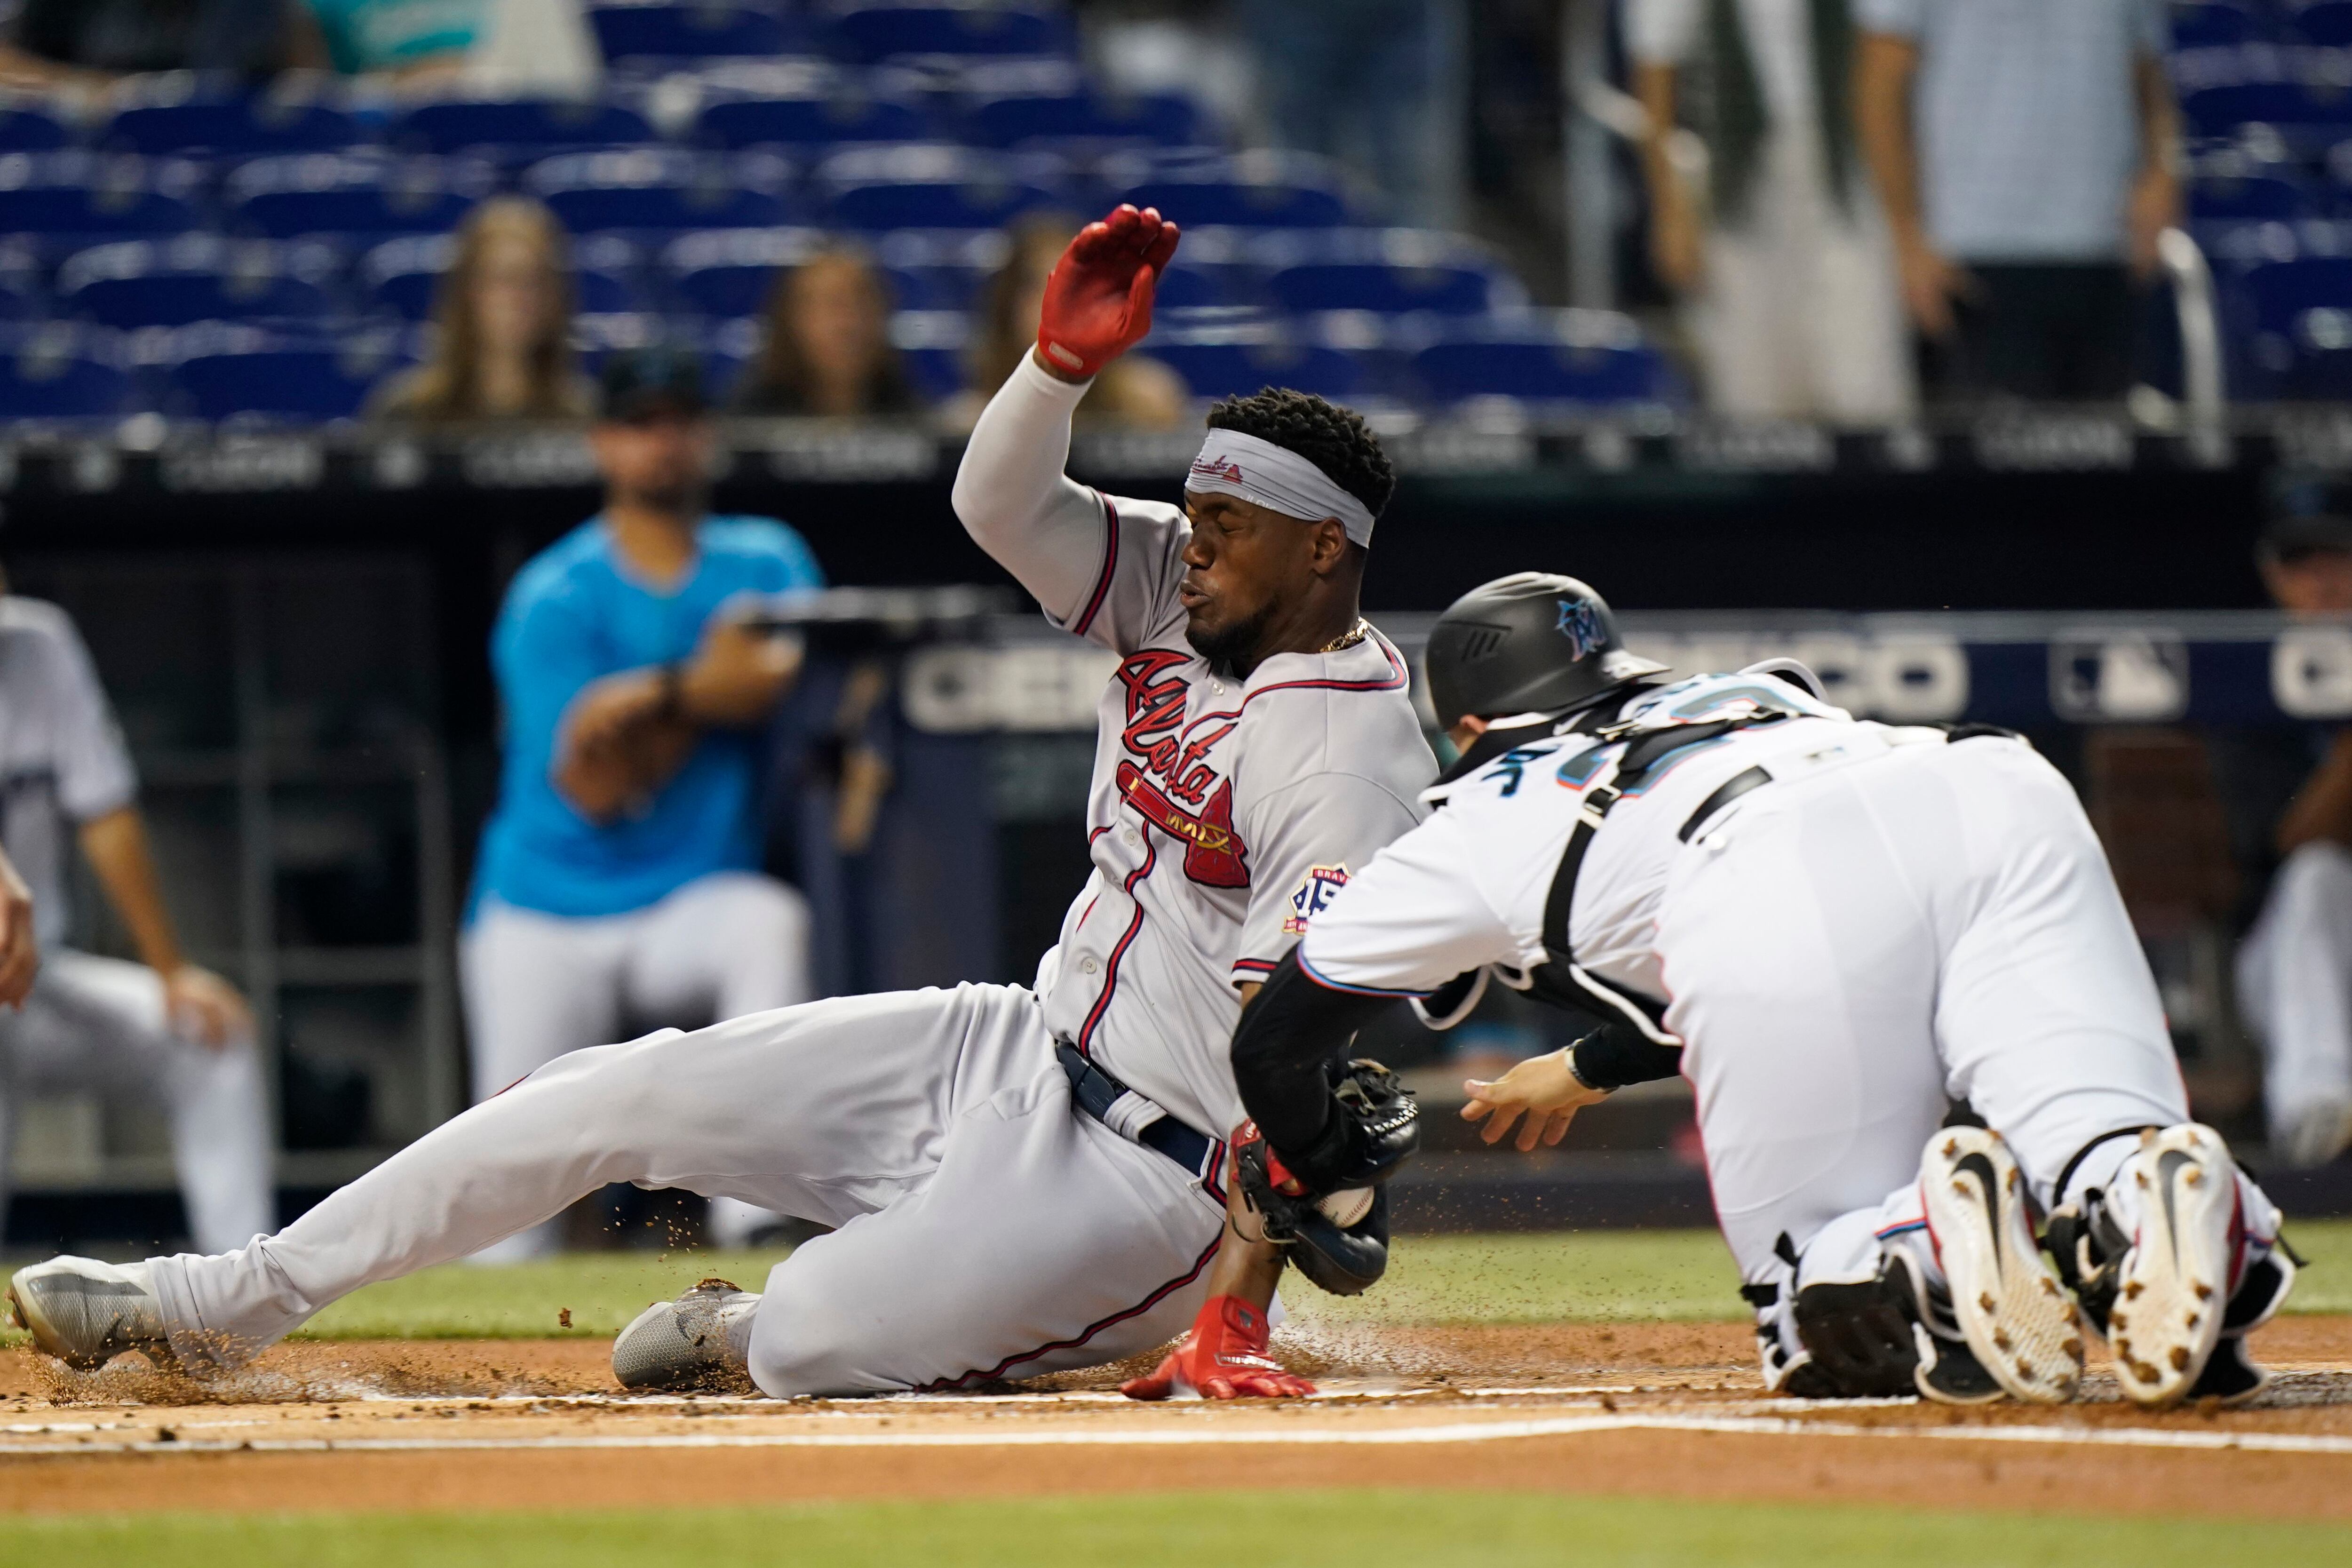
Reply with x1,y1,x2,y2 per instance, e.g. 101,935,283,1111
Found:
0,597,138,947
954,355,1435,1137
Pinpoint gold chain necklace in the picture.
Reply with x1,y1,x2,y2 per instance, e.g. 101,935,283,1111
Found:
1318,618,1372,653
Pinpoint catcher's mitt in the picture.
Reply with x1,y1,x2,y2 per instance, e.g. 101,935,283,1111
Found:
1233,1061,1419,1296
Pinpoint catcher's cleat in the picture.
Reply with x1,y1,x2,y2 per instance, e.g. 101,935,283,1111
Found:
611,1277,759,1393
6,1256,173,1371
1921,1126,2084,1403
2100,1125,2249,1409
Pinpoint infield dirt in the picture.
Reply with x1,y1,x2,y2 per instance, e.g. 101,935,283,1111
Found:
4,1318,2349,1522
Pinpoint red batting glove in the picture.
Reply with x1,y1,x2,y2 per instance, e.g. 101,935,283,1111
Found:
1120,1294,1318,1401
1035,203,1179,379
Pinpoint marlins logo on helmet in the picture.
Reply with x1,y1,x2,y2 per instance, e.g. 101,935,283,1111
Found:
1556,598,1607,659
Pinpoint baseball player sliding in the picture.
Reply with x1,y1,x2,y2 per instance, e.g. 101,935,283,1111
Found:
1205,573,2297,1409
5,205,1435,1399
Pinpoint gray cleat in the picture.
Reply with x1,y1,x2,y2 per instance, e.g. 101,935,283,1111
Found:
612,1277,759,1393
7,1256,173,1371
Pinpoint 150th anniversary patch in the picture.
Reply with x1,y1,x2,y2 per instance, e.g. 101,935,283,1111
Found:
1283,864,1351,935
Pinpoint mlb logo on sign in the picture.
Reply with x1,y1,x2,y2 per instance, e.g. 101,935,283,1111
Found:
1282,864,1350,935
1556,598,1606,659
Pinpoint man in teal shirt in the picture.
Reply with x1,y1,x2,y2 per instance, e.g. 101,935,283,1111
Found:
297,0,480,80
465,346,824,1258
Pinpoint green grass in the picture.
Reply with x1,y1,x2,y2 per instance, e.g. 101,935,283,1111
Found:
3,1220,2344,1349
3,1492,2345,1567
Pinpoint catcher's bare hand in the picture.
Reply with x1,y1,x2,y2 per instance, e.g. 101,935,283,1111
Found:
1461,1050,1608,1152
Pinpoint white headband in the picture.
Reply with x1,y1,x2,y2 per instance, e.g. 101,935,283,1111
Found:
1185,429,1377,546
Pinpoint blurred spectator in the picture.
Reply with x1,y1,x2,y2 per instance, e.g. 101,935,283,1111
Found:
2232,512,2352,1169
370,196,594,425
289,0,480,86
463,0,599,95
1243,0,1467,227
1629,0,1913,423
0,0,295,89
944,216,1186,432
732,247,924,419
1855,0,2181,403
0,573,271,1254
465,346,823,1259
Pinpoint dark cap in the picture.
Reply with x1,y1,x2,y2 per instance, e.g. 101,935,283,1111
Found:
1424,572,1668,731
2260,511,2352,563
598,345,708,422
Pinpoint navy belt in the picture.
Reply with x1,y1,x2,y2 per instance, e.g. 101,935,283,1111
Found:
1678,764,1772,843
1057,1042,1222,1192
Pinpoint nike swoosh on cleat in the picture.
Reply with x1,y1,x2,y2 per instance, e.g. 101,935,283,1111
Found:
1955,1151,2002,1269
2156,1148,2194,1257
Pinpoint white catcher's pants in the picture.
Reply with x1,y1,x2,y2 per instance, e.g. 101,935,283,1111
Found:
461,871,813,1256
1659,737,2269,1300
0,949,272,1255
2235,841,2352,1159
147,983,1225,1395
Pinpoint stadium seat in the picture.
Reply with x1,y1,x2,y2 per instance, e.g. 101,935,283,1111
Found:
390,98,657,162
0,100,71,152
2296,0,2352,46
885,308,966,399
966,92,1198,150
0,153,201,252
873,225,1011,310
101,84,366,158
693,94,934,151
660,226,831,317
162,323,409,422
223,151,497,240
2236,255,2352,396
1142,324,1364,401
827,4,1069,63
588,3,806,64
568,310,735,390
56,236,339,329
0,324,132,420
815,143,1065,229
360,231,643,320
2182,82,2352,136
2188,170,2318,221
1112,151,1351,230
1409,312,1669,405
2175,2,2261,48
523,148,795,233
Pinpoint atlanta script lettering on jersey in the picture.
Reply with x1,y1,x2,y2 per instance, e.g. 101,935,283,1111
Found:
1113,649,1249,888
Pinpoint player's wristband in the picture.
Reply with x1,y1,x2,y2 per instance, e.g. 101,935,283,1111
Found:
1568,1024,1682,1092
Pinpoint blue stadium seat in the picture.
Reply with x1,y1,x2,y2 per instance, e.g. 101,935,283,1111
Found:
57,236,339,329
2183,82,2352,135
1410,313,1669,405
872,225,1012,310
828,4,1069,63
694,93,934,150
0,101,71,152
967,91,1198,150
1141,326,1363,401
568,310,732,389
0,324,132,421
359,231,643,320
163,324,410,422
1264,259,1494,316
2296,0,2352,46
390,98,657,161
2189,170,2319,221
224,151,497,240
1112,151,1350,230
2237,255,2352,396
523,148,795,233
2176,2,2261,48
588,3,805,64
101,86,366,158
660,226,830,317
0,153,200,250
816,143,1065,229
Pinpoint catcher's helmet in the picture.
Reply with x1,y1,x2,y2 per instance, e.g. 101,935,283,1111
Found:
1423,573,1667,730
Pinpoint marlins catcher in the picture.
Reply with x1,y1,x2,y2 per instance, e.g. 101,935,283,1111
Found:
7,205,1431,1398
1188,573,2296,1408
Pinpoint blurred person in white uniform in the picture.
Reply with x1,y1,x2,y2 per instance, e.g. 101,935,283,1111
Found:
1628,0,1914,423
2235,513,2352,1168
0,587,269,1254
